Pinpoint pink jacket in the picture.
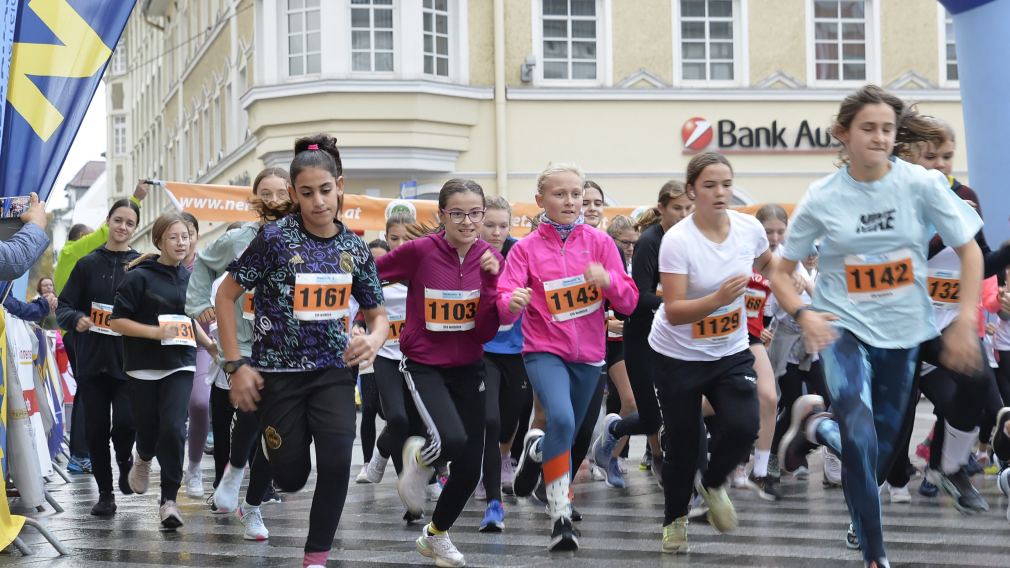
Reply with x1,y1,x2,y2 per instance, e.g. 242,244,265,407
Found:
497,223,638,364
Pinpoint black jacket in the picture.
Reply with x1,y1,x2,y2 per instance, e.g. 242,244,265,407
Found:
56,246,140,381
111,256,196,372
625,222,665,338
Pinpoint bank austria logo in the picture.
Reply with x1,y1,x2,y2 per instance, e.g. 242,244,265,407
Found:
681,116,714,152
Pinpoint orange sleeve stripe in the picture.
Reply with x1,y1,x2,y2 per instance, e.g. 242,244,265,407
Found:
543,451,571,484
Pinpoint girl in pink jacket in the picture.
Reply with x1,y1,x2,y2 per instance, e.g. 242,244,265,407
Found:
497,163,638,551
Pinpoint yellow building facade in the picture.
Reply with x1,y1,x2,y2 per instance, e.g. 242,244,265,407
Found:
108,0,965,242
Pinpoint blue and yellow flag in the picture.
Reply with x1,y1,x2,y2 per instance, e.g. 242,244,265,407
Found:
1,0,135,200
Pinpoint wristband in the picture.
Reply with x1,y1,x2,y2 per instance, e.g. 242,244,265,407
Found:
130,195,142,207
792,305,811,322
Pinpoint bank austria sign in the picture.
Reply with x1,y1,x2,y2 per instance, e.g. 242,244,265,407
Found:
681,116,839,154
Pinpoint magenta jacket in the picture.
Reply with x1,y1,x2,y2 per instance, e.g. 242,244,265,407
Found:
497,223,638,364
376,232,502,367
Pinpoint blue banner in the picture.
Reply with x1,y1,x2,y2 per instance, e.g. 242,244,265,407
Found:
0,0,18,141
0,0,135,201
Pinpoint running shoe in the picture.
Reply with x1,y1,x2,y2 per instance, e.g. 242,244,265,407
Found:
687,492,708,519
185,468,204,498
730,464,749,488
403,510,424,525
399,436,433,516
213,464,246,514
964,454,984,477
640,447,653,471
501,454,515,495
998,467,1010,498
513,429,544,497
747,471,782,501
479,499,505,532
695,482,737,533
261,483,283,504
767,453,781,481
416,525,465,567
793,465,810,480
617,457,628,475
918,478,939,498
846,522,860,550
571,506,582,522
590,463,606,481
203,432,214,456
67,456,92,474
550,516,579,551
926,468,989,514
993,407,1010,461
355,465,370,483
160,500,184,529
239,505,269,541
605,454,626,489
90,492,116,516
205,493,219,513
128,455,152,495
591,414,621,475
118,457,134,495
822,447,842,487
779,395,826,474
473,480,486,501
661,516,688,554
880,482,911,503
363,453,388,484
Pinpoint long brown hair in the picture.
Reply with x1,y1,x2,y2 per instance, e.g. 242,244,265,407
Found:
831,84,946,165
249,167,292,222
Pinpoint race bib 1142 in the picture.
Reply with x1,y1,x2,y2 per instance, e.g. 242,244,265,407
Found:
844,249,914,303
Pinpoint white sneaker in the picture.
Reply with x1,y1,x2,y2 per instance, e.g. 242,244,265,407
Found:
882,482,911,503
473,480,486,501
128,455,152,495
731,465,749,488
159,500,184,529
793,465,810,480
590,464,606,481
416,526,465,567
364,453,388,484
239,505,269,541
355,465,370,483
822,447,842,487
212,464,246,514
427,481,443,502
185,468,204,498
398,437,433,516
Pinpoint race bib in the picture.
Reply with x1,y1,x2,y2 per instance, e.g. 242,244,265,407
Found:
744,289,767,319
293,273,352,321
691,304,742,343
242,290,255,321
544,274,602,322
927,268,960,309
159,314,196,347
424,288,479,331
386,314,405,345
89,302,121,336
844,249,914,302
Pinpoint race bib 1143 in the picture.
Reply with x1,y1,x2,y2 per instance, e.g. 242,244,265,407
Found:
544,274,602,322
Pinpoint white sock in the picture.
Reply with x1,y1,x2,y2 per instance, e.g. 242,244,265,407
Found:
941,421,979,475
753,449,771,477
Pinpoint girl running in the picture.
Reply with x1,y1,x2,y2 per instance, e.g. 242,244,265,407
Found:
500,164,638,551
110,212,218,529
374,179,503,567
355,238,389,483
774,85,984,568
217,135,388,567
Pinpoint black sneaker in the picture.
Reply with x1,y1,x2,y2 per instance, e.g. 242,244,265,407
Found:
549,516,579,551
846,523,860,550
746,472,782,501
927,468,989,514
514,429,544,497
90,492,117,516
778,395,827,474
571,506,582,522
640,447,653,471
262,483,283,504
532,474,547,504
403,510,424,524
994,407,1010,461
118,457,134,495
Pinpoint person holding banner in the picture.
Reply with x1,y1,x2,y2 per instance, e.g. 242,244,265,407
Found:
109,213,217,529
217,135,387,568
55,199,141,516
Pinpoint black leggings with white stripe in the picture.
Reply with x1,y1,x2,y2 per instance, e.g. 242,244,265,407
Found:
401,357,486,531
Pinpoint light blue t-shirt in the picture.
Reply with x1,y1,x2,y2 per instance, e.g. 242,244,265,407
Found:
782,158,981,349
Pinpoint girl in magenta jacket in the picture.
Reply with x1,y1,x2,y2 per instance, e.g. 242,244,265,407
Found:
496,164,638,551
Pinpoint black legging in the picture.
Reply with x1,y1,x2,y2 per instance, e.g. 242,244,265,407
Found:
129,371,193,502
78,373,134,494
374,356,412,474
359,371,382,463
609,320,663,440
481,352,532,501
571,373,606,479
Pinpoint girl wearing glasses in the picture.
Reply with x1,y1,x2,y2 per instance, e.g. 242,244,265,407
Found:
109,213,217,530
500,164,638,551
374,179,503,568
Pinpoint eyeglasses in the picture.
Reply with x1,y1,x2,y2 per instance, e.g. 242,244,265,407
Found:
441,209,486,224
618,239,638,247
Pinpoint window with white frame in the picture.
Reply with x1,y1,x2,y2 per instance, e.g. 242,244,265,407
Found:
351,0,394,72
111,39,127,74
942,10,957,82
112,116,127,156
287,0,321,76
423,0,449,77
541,0,598,80
678,0,737,82
812,0,867,82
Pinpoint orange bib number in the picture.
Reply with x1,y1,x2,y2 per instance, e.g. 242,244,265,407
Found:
544,275,602,322
425,289,479,331
744,290,766,319
844,249,914,302
927,269,960,308
386,315,405,344
242,291,255,321
691,305,742,342
90,302,120,336
159,315,196,347
294,273,352,321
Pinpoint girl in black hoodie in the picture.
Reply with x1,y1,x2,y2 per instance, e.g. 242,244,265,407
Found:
110,212,217,529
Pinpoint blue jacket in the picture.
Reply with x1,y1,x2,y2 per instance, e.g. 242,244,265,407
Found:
3,295,50,322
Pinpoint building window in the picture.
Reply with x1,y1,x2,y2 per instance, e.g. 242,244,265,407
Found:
111,39,127,75
423,0,449,77
812,0,868,82
351,0,394,72
287,0,321,76
677,0,737,82
941,9,957,83
112,116,127,156
540,0,599,80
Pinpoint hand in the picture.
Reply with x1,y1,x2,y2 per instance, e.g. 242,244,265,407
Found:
20,193,47,229
205,343,220,359
607,318,624,335
197,307,216,324
940,319,983,376
480,250,499,275
228,366,264,412
714,275,749,306
760,328,774,345
133,180,150,201
157,324,180,341
796,310,839,354
343,330,381,367
44,293,57,313
584,263,611,290
75,316,94,333
509,287,532,314
985,322,998,336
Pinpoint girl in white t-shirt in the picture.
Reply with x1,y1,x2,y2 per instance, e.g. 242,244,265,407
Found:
647,152,780,553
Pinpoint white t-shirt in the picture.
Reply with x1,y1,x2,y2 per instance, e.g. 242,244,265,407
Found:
926,246,962,332
649,210,769,361
995,314,1010,352
377,282,408,361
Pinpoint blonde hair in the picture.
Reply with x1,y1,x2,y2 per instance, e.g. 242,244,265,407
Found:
606,215,635,239
485,195,511,216
536,163,585,194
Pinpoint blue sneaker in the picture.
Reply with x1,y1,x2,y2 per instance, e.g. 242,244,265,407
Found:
591,414,621,473
605,455,626,489
479,499,505,532
964,454,984,477
67,456,92,474
918,478,939,497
